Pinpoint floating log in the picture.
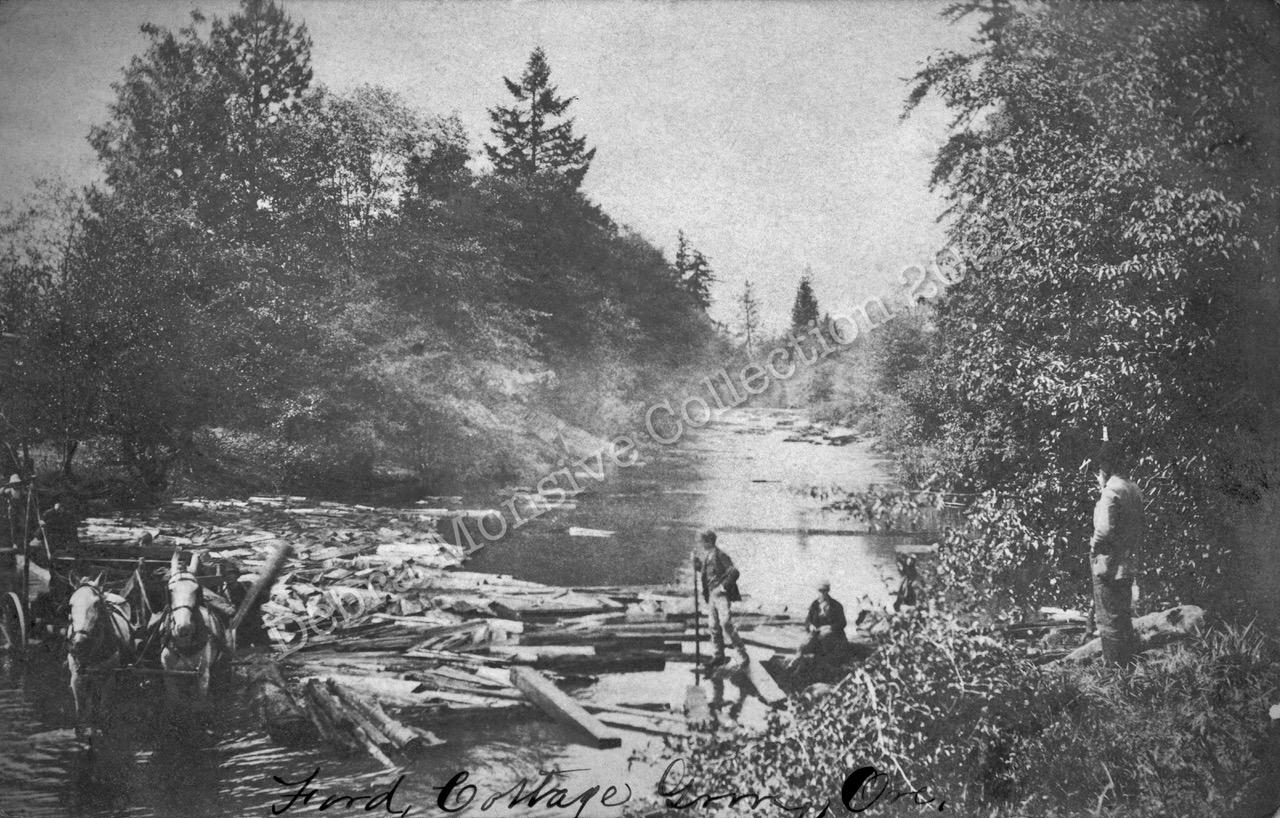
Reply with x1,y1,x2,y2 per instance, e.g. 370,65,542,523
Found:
568,527,615,538
742,656,788,705
305,679,397,768
245,662,312,744
490,645,596,662
510,667,622,749
231,542,292,634
404,647,510,667
893,543,939,555
329,680,435,753
299,682,361,755
1057,605,1206,664
306,674,426,701
594,712,688,737
528,651,668,675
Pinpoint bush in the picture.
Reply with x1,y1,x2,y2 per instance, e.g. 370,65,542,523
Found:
650,608,1279,817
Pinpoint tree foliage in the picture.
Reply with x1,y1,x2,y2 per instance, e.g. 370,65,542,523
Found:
790,269,820,332
485,47,596,189
674,230,715,312
1,1,716,492
889,0,1280,607
737,280,762,358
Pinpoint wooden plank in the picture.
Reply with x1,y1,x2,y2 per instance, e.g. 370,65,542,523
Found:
742,656,788,704
510,667,622,749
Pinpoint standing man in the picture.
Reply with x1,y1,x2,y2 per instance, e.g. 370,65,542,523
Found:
1089,438,1144,667
695,530,748,667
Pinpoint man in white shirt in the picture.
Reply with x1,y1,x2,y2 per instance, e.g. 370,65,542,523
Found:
1089,439,1144,667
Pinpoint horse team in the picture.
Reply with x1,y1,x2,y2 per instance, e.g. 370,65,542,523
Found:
66,551,232,738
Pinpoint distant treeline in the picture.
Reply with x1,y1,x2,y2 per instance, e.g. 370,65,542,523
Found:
0,1,721,494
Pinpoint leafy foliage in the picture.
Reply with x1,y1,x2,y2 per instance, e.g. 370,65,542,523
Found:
657,609,1280,817
861,0,1280,608
1,1,717,492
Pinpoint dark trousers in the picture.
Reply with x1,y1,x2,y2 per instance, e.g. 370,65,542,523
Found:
1092,575,1135,667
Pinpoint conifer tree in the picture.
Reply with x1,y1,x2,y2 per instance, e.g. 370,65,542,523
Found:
738,280,762,358
790,268,820,332
485,47,596,188
674,230,715,311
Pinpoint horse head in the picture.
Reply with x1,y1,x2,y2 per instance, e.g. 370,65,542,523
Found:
167,551,204,644
67,574,106,657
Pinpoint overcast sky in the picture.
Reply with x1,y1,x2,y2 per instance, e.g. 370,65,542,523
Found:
0,0,976,329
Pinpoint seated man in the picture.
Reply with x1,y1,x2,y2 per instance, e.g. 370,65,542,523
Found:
802,580,848,658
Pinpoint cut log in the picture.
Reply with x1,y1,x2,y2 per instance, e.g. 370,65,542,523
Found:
491,645,596,662
231,542,292,634
527,652,668,674
299,684,361,755
742,656,788,705
568,527,615,538
1057,605,1206,664
329,681,432,754
305,679,397,768
594,712,688,738
510,667,622,749
324,679,397,751
245,662,313,744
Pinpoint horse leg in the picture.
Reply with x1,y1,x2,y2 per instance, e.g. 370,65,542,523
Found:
161,649,182,711
97,672,115,733
69,659,85,738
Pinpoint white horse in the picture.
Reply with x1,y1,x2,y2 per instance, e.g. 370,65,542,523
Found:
161,552,230,707
67,575,134,738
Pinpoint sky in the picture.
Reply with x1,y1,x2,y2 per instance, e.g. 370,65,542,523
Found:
0,0,977,329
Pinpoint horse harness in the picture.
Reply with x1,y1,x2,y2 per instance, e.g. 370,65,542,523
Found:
163,571,223,659
66,582,130,674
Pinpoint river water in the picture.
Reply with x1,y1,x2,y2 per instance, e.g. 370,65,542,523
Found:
0,408,911,817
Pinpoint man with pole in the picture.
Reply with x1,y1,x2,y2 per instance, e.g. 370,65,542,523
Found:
694,529,748,668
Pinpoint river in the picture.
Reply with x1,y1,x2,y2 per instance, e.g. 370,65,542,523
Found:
0,407,912,817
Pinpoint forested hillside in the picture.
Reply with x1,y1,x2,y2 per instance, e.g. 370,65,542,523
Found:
0,1,720,495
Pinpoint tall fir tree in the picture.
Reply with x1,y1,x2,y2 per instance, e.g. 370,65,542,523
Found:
738,280,762,358
485,47,596,188
674,230,715,311
790,268,820,332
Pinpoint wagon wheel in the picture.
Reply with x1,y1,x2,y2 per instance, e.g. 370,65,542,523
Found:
0,591,26,653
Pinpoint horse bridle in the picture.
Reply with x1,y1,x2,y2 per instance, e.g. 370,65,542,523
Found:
67,582,113,663
165,571,207,652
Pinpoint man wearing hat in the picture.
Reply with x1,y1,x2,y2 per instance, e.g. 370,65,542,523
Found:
802,579,848,658
694,530,748,667
1089,436,1144,667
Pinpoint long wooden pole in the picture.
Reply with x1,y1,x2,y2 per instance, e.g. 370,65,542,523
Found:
693,562,701,682
230,542,291,634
